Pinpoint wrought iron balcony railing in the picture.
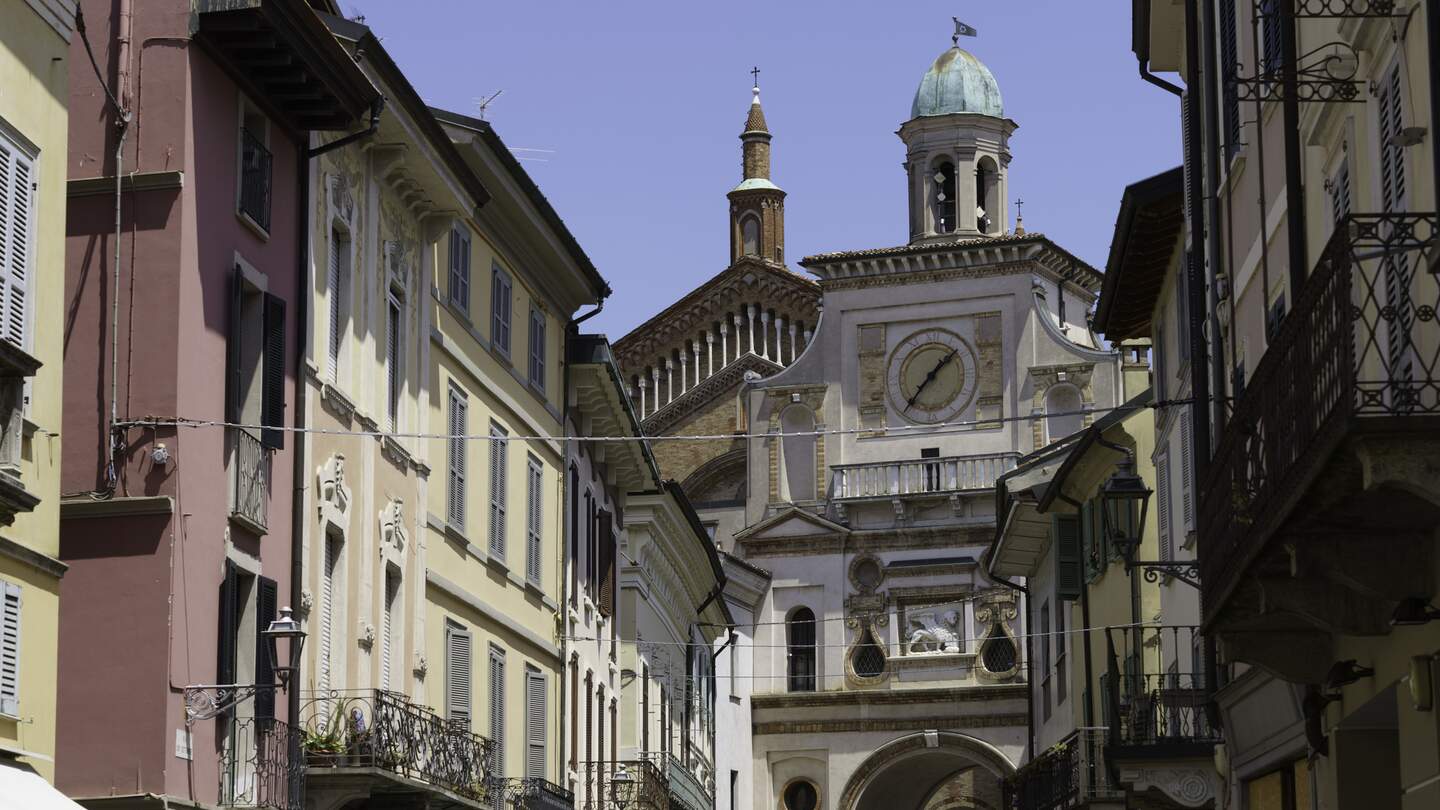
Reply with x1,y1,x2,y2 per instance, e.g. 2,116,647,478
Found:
1198,212,1440,612
493,777,575,810
220,716,304,810
579,759,668,810
229,427,271,532
829,452,1019,501
299,689,496,802
1104,626,1220,755
239,127,273,231
1002,730,1118,810
640,751,713,810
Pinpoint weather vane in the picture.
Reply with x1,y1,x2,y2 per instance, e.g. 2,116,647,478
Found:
952,17,978,45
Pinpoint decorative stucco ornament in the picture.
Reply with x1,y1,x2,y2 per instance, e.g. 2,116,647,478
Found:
413,653,428,680
905,609,962,655
358,621,375,649
380,498,407,552
299,587,315,615
316,453,351,533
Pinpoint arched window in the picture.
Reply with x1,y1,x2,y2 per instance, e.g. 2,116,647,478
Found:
741,216,760,256
930,159,957,233
783,780,819,810
780,405,816,501
1046,384,1084,442
787,607,816,692
976,157,1000,234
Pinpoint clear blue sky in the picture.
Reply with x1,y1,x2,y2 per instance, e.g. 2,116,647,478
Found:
349,1,1182,337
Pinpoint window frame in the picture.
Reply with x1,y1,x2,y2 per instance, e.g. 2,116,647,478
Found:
786,606,817,692
0,580,20,717
0,120,37,355
386,289,404,431
449,224,472,316
489,421,509,559
526,454,543,586
528,305,547,396
491,263,513,358
235,95,273,235
447,385,468,531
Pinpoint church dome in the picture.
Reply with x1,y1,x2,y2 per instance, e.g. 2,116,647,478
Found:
910,47,1004,119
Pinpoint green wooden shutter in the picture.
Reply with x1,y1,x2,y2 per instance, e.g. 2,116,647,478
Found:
254,576,277,719
1053,514,1082,600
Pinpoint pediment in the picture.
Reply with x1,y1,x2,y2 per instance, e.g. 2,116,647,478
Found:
734,506,850,542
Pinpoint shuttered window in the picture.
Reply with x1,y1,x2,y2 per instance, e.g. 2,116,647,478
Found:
490,647,506,775
569,465,580,604
449,226,471,315
1158,451,1174,562
218,560,239,689
1261,0,1282,75
261,295,286,449
525,667,546,779
528,307,546,393
1377,62,1414,377
1180,418,1194,531
381,568,399,691
1219,0,1240,156
597,510,615,616
255,577,277,719
0,132,35,351
448,387,468,530
0,581,20,716
526,456,543,585
491,264,512,356
1153,322,1167,401
386,294,403,431
327,228,348,382
585,492,596,597
489,422,508,558
1053,514,1081,600
1329,159,1352,224
320,536,340,690
445,621,473,728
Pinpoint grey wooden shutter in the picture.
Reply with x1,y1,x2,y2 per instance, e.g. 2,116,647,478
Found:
261,294,286,449
320,536,338,690
0,581,20,716
526,458,542,584
1158,452,1174,561
489,648,506,774
445,622,473,728
1180,418,1194,531
0,137,33,350
525,668,546,779
327,229,343,382
490,424,507,557
255,576,277,719
448,390,467,529
1053,514,1082,601
492,268,511,355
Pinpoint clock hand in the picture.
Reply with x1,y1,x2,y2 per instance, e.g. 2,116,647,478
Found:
906,348,960,408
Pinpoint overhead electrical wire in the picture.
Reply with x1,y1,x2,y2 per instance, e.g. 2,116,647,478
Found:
563,620,1163,650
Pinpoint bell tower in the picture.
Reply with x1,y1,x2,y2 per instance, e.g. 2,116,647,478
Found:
728,72,786,266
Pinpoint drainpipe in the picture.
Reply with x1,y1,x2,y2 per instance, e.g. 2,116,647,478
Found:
306,98,385,158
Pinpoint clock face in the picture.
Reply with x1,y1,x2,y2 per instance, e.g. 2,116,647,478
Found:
886,328,978,424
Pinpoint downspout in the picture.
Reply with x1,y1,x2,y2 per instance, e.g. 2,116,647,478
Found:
1134,0,1184,97
306,98,385,158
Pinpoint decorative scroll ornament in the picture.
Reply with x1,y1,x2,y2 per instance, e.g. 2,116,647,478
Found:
184,684,270,723
380,497,407,552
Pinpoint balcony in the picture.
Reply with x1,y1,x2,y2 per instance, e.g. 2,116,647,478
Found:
1002,730,1120,810
220,716,305,810
1103,626,1220,761
829,452,1019,501
493,777,575,810
643,751,714,810
300,689,497,806
239,127,273,231
1198,213,1440,678
229,427,271,534
580,759,668,810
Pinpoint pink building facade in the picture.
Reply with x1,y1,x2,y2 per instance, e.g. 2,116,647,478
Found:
55,1,374,806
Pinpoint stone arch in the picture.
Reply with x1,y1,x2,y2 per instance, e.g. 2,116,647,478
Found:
679,449,747,507
836,731,1015,810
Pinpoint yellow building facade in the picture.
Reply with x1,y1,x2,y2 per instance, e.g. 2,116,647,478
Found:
0,0,73,784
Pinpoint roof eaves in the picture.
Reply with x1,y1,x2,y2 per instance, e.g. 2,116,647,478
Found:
1096,166,1184,338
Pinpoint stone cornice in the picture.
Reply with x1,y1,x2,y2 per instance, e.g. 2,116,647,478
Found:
752,711,1029,737
740,523,995,557
751,683,1026,709
802,233,1101,292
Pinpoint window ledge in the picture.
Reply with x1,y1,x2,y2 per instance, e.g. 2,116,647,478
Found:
320,382,357,422
0,342,41,379
0,472,39,527
486,553,510,577
237,210,271,242
228,510,268,538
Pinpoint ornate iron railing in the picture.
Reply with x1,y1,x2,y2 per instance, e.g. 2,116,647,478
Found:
1104,626,1220,753
240,127,272,230
299,689,496,802
640,750,713,810
1002,730,1117,810
493,777,575,810
229,427,270,531
829,452,1019,500
1199,213,1440,611
220,716,304,810
580,759,668,810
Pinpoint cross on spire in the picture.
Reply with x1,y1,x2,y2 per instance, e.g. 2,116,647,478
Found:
751,66,761,89
1015,197,1024,219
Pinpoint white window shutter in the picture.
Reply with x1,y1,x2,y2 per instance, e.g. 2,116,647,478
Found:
0,138,34,349
320,536,339,691
525,669,546,779
445,624,472,728
0,581,19,716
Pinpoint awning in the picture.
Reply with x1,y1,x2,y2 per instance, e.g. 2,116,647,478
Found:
0,760,85,809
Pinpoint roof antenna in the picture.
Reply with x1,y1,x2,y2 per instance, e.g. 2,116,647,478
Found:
475,90,503,120
952,17,978,45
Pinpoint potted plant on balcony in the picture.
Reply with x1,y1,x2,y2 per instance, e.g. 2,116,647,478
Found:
302,702,347,766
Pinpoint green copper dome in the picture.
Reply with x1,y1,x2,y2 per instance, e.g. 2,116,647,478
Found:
910,47,1004,119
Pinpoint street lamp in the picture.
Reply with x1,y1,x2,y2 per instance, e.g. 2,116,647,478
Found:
184,606,308,723
610,765,637,810
1099,451,1200,589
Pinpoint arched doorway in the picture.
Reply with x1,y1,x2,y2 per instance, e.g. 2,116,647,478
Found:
837,732,1015,810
